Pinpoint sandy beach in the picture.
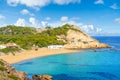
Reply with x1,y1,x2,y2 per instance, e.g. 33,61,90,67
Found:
0,48,78,64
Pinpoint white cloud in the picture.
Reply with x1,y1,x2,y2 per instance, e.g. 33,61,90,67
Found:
96,28,102,32
29,17,42,27
47,21,81,28
29,17,37,26
46,16,82,27
53,0,80,5
110,3,119,9
94,0,104,4
47,21,102,35
60,16,69,22
80,25,94,33
29,17,49,28
70,17,80,21
60,16,80,23
21,9,29,15
20,9,34,16
41,21,48,28
80,24,102,35
0,14,5,19
15,18,26,26
7,0,80,9
7,0,51,10
65,20,82,26
7,0,19,6
115,18,120,23
0,24,8,27
45,17,51,20
13,16,102,35
47,21,64,27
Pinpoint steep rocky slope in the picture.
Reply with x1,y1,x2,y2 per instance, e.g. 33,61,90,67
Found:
0,59,27,80
57,25,110,49
0,59,52,80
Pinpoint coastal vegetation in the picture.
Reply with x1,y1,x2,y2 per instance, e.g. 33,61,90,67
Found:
0,47,20,54
0,24,81,50
8,74,21,80
0,24,109,54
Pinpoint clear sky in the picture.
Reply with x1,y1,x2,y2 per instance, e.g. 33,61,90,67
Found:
0,0,120,36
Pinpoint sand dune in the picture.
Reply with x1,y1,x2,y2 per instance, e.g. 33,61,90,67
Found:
0,48,78,64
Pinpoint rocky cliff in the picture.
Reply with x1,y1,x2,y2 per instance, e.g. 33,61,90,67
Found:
57,25,110,49
0,59,27,80
0,59,53,80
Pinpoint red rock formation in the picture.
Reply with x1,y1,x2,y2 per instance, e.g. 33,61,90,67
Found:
0,59,27,80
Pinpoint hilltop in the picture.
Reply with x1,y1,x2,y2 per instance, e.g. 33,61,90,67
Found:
0,24,110,51
0,25,38,36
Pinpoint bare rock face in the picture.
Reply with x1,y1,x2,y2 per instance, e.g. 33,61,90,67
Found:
64,29,110,49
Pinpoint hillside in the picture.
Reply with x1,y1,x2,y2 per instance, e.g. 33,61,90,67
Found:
64,29,109,49
0,24,110,50
55,24,109,49
0,25,37,36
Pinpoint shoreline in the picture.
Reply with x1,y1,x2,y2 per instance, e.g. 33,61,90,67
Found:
0,48,79,64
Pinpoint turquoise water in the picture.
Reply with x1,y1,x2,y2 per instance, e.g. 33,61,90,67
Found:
12,36,120,80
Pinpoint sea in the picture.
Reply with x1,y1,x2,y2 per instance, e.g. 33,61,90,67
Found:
12,36,120,80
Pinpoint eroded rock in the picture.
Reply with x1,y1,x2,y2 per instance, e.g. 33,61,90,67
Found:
0,59,27,80
32,74,52,80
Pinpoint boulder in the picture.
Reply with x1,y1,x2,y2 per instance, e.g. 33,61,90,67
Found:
32,74,52,80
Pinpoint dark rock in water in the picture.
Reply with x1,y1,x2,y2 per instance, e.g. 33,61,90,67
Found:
32,74,52,80
32,75,41,80
42,74,52,80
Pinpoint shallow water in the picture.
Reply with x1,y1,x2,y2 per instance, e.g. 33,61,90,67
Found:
12,36,120,80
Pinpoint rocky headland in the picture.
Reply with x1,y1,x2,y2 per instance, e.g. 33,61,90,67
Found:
57,25,110,49
0,59,52,80
0,59,27,80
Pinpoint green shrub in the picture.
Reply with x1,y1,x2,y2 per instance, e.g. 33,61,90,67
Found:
0,47,20,53
0,66,6,71
0,61,4,66
8,74,21,80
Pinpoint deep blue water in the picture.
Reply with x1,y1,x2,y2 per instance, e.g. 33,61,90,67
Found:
12,36,120,80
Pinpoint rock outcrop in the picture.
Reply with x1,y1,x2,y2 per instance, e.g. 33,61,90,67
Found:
0,59,53,80
0,59,27,80
57,26,111,49
32,74,52,80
